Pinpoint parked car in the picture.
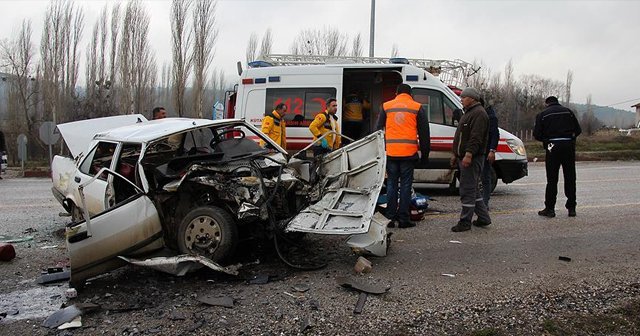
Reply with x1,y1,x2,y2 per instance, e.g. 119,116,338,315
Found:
52,116,387,286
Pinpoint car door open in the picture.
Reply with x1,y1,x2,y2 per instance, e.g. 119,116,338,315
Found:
66,168,164,286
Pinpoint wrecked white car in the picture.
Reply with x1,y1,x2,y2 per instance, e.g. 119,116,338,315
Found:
51,116,387,286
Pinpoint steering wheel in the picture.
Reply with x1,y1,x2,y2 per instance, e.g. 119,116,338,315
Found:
210,129,245,148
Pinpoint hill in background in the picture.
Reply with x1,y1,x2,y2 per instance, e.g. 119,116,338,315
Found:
571,103,636,128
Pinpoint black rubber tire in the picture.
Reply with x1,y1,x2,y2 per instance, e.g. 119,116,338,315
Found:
177,206,237,262
489,166,498,193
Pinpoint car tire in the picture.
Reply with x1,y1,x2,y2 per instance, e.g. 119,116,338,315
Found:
177,206,237,262
490,166,498,193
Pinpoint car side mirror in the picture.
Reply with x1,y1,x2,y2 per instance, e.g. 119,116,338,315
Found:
452,108,463,126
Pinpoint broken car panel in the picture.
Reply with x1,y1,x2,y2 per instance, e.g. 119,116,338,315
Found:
52,117,387,286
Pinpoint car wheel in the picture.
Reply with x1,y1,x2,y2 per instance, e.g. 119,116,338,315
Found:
177,206,237,262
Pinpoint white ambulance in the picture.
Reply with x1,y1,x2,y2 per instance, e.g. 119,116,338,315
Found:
226,55,528,191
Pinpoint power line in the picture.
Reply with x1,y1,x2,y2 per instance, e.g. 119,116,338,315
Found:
604,97,640,108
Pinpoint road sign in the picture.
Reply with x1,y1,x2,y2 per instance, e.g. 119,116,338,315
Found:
39,121,60,145
17,133,28,161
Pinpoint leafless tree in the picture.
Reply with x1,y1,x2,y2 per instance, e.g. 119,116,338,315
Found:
351,32,363,57
119,0,156,115
0,20,39,146
390,43,399,58
290,27,349,56
245,32,258,65
258,28,272,60
171,0,192,117
564,69,573,105
192,0,218,118
581,94,601,136
40,0,84,124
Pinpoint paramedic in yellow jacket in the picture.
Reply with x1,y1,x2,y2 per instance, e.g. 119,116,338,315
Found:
260,103,287,149
309,98,341,157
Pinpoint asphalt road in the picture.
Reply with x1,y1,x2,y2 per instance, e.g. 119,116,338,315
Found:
1,161,640,335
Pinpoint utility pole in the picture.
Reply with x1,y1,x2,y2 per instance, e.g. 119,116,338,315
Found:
369,0,375,57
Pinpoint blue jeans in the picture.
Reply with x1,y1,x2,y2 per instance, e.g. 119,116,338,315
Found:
386,158,415,224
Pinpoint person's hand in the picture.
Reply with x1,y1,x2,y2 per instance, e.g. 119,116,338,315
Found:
420,154,429,165
461,153,472,168
487,151,496,164
320,138,330,149
450,155,457,168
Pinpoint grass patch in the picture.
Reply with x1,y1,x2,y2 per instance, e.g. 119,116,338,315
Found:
524,132,640,161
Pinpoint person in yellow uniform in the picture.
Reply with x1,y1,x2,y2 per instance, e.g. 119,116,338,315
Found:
309,98,340,157
343,90,366,144
260,103,287,149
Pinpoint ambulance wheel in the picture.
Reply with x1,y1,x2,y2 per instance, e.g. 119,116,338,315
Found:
490,166,498,193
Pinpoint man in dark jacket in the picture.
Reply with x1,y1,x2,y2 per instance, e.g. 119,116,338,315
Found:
481,101,499,208
450,87,491,232
534,96,582,217
376,84,430,228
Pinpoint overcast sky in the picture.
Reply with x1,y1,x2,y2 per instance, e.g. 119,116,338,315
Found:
1,0,639,111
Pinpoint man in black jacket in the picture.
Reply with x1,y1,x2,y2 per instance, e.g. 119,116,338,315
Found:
481,100,499,209
533,96,582,217
450,87,491,232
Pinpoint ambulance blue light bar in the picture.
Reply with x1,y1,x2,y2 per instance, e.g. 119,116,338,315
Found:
254,78,267,84
268,76,280,82
406,75,419,81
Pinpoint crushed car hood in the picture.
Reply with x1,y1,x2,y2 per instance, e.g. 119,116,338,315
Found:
286,131,386,235
56,114,148,158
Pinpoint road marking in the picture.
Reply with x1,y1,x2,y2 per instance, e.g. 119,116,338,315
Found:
427,202,640,218
511,177,640,186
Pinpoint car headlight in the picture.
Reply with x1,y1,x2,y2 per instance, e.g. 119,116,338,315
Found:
506,139,527,156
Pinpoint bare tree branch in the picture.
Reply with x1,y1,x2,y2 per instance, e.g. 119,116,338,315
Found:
171,0,193,117
245,32,258,64
192,0,217,118
258,28,272,60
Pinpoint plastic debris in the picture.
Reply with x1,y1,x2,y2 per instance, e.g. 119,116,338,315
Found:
353,256,372,274
441,273,456,278
449,240,462,244
58,316,82,330
559,256,572,262
196,295,234,308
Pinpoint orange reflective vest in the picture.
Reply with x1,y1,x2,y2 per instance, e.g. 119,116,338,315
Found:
382,93,420,157
260,110,286,148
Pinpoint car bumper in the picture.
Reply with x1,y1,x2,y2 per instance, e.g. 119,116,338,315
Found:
495,159,528,184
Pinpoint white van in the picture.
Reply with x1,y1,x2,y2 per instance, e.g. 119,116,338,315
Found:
226,56,528,191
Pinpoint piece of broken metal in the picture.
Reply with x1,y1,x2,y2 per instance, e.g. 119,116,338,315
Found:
336,276,389,295
248,274,269,285
441,273,456,278
42,305,82,329
196,295,234,308
559,256,572,262
37,269,71,285
300,315,313,332
57,316,82,330
118,254,239,276
353,292,368,314
346,212,390,257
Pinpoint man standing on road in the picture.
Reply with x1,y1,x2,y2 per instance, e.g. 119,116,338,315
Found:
376,84,430,228
481,99,500,209
450,87,491,232
152,107,168,120
534,96,582,218
260,103,287,149
309,98,341,157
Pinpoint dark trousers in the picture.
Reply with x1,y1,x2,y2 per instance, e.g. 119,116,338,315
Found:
544,141,577,210
458,155,491,224
342,121,362,145
481,158,492,207
312,146,331,158
386,158,415,224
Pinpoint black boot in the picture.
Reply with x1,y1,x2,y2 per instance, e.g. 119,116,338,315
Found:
568,208,576,217
538,208,556,218
451,221,471,232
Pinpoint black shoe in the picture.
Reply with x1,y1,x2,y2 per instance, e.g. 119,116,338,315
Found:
568,208,576,217
387,220,396,228
538,209,556,218
451,222,471,232
473,219,491,227
398,221,416,228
